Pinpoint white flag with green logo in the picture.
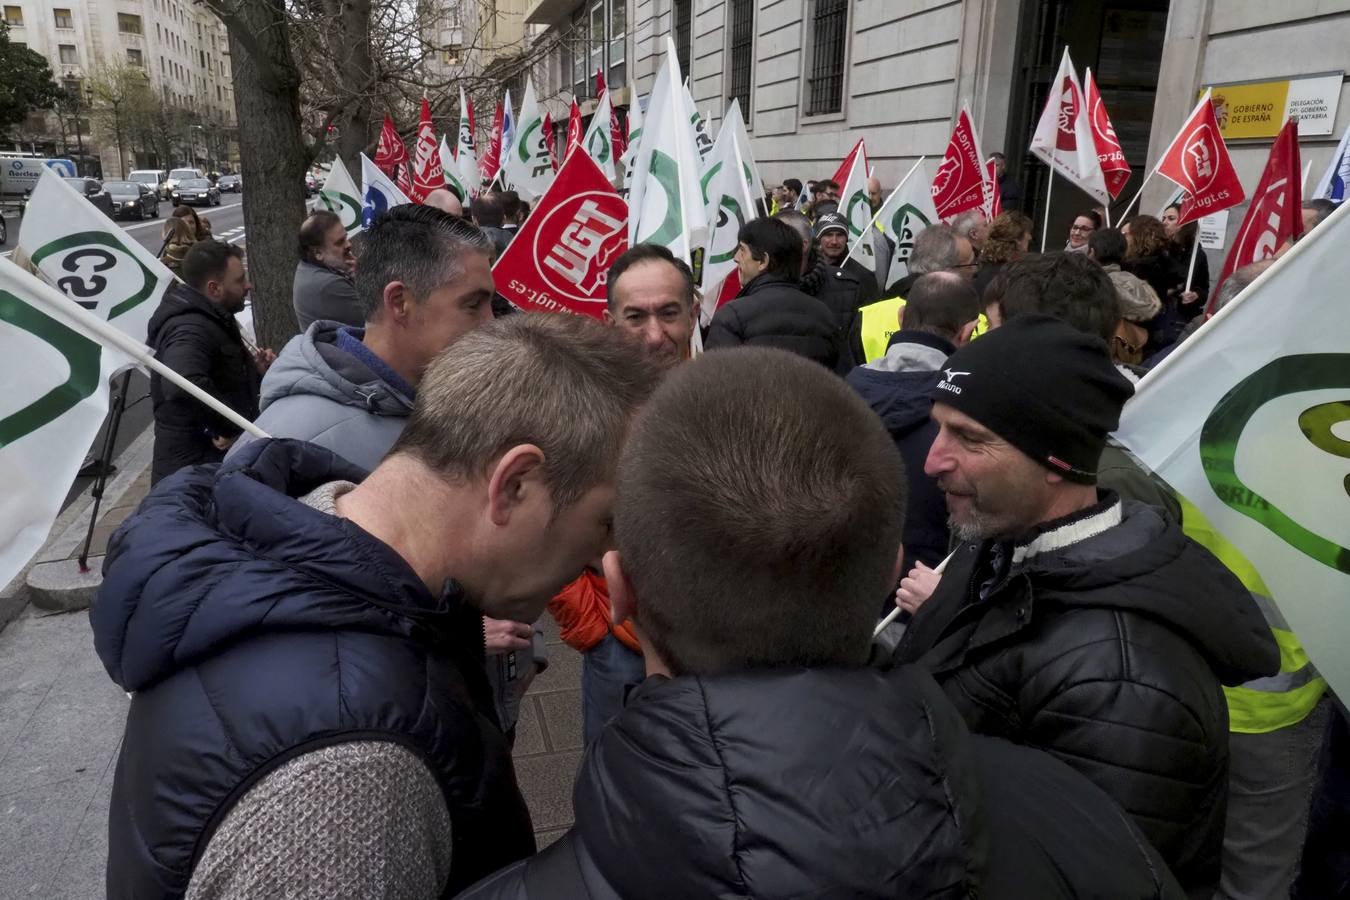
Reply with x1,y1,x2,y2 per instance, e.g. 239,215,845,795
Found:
628,38,708,264
582,89,618,182
620,80,645,192
1115,200,1350,704
439,136,468,201
456,86,481,195
318,156,364,236
699,99,759,295
873,159,940,289
683,85,714,165
839,140,877,273
503,77,554,202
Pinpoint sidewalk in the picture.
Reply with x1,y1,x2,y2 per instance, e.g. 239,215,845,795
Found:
0,434,585,896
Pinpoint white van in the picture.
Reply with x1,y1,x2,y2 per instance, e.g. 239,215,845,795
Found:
0,156,77,199
165,167,205,195
128,169,169,199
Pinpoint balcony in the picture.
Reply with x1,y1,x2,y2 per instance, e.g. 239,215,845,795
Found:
525,0,575,26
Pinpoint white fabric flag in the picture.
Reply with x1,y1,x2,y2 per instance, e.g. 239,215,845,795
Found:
439,136,469,201
360,152,413,227
627,38,709,264
620,81,645,191
1029,47,1109,205
318,157,364,236
456,86,482,196
873,159,941,288
503,78,553,202
727,101,765,207
1311,121,1350,204
840,140,877,272
699,99,761,296
683,85,714,165
1115,200,1350,704
582,90,618,182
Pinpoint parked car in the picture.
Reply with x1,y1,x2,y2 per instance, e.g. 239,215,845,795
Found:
63,177,116,218
128,168,169,199
171,177,220,207
217,174,241,193
104,180,160,220
165,167,205,196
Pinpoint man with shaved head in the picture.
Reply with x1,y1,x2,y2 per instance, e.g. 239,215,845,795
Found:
423,187,464,218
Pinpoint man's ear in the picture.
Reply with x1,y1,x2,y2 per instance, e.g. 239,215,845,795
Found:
601,308,617,326
485,444,546,527
382,280,412,324
603,550,638,625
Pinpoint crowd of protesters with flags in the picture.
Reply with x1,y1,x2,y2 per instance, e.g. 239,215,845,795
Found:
3,25,1350,899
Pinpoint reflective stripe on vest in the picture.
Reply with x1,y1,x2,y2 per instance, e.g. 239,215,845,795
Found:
1179,497,1326,734
858,296,906,363
970,313,991,340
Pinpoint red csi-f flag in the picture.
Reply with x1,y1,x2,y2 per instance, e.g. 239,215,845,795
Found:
1155,89,1246,225
1084,68,1132,199
931,107,987,220
493,150,628,318
1212,117,1303,311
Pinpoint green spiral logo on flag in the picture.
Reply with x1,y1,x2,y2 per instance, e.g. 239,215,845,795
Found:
587,128,611,165
320,191,363,234
1200,353,1350,574
642,151,684,249
0,289,101,447
30,232,158,322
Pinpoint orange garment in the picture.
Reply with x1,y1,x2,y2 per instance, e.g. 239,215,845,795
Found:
547,570,641,654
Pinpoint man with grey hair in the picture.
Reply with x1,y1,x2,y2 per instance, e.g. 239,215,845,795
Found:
889,223,977,298
1145,258,1274,369
93,314,662,899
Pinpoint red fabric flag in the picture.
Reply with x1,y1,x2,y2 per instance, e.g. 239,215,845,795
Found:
492,150,628,318
395,161,413,197
410,97,445,202
595,68,607,98
374,114,408,177
480,101,505,184
1211,118,1302,312
832,139,867,191
1155,90,1246,226
543,112,558,171
931,108,987,220
985,159,1002,219
1083,69,1132,199
566,99,583,161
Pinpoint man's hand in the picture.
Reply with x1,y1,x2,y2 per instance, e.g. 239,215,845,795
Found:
253,348,278,374
210,434,238,452
1179,290,1200,306
896,561,942,615
483,617,533,655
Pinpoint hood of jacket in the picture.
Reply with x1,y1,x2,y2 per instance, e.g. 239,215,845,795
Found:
571,666,983,899
92,438,451,693
146,282,234,348
259,322,413,417
1017,500,1279,684
845,330,947,440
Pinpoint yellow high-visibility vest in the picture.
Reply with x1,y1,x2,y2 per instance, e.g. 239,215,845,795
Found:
970,313,991,340
1180,497,1326,733
857,296,906,363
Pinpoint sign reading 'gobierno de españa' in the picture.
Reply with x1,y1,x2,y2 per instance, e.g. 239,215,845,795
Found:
1202,73,1344,139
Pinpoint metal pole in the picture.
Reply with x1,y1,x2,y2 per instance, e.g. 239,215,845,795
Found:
77,370,134,572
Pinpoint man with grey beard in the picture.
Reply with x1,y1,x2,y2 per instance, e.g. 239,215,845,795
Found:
889,314,1279,897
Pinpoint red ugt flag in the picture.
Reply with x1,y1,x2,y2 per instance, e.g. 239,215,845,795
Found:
1084,68,1132,199
374,114,408,177
410,97,445,202
543,112,558,171
984,159,1002,219
566,99,583,161
1212,117,1302,312
932,108,987,220
832,139,867,192
492,150,628,318
1155,89,1246,226
480,101,505,184
395,161,413,197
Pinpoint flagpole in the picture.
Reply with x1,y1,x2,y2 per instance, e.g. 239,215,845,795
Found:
667,52,696,266
1184,237,1201,293
1301,160,1313,193
1041,171,1055,253
1118,171,1153,222
845,157,925,261
873,548,956,639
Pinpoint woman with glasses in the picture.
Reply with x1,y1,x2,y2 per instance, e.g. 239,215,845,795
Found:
1065,209,1103,253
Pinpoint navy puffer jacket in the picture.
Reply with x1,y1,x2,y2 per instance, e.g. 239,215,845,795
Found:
91,439,534,899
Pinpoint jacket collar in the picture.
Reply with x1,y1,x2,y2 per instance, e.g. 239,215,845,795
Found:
741,272,799,295
867,329,954,373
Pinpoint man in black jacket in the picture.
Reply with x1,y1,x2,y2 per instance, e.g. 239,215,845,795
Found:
459,347,1184,900
807,211,881,329
147,240,268,484
892,315,1280,897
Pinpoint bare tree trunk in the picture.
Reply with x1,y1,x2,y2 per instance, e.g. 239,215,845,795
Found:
216,2,307,352
333,0,374,174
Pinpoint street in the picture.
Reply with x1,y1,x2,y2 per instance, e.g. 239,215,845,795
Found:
2,194,249,512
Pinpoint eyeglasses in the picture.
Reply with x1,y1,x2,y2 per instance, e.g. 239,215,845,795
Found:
1070,224,1095,233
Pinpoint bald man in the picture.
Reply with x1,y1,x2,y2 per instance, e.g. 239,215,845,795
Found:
867,176,883,214
423,188,464,218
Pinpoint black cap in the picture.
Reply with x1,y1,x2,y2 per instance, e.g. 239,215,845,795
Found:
930,315,1134,483
814,212,849,239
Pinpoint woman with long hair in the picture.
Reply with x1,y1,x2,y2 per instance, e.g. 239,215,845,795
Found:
1122,214,1187,353
158,208,202,275
974,211,1033,297
1161,202,1209,318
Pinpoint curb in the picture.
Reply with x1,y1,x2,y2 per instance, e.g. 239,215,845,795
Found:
0,425,155,630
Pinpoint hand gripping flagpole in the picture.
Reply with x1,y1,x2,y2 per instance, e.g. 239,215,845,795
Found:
873,548,956,639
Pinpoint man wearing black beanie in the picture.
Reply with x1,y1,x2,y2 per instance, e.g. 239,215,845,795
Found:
892,314,1279,898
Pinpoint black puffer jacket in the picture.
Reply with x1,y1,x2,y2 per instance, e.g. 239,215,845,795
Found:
801,255,882,331
146,282,260,483
894,496,1280,898
704,273,843,371
457,666,1184,899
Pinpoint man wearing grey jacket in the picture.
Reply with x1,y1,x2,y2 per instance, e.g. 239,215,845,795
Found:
232,205,544,733
292,210,362,330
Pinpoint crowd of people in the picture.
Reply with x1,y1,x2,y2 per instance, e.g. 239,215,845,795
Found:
91,162,1346,900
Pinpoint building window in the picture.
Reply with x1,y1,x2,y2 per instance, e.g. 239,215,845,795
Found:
608,0,625,87
58,43,78,64
118,13,142,34
53,7,73,28
127,48,143,66
673,0,691,79
727,0,753,119
160,55,165,72
805,0,849,115
570,6,588,99
589,2,604,88
3,6,22,27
